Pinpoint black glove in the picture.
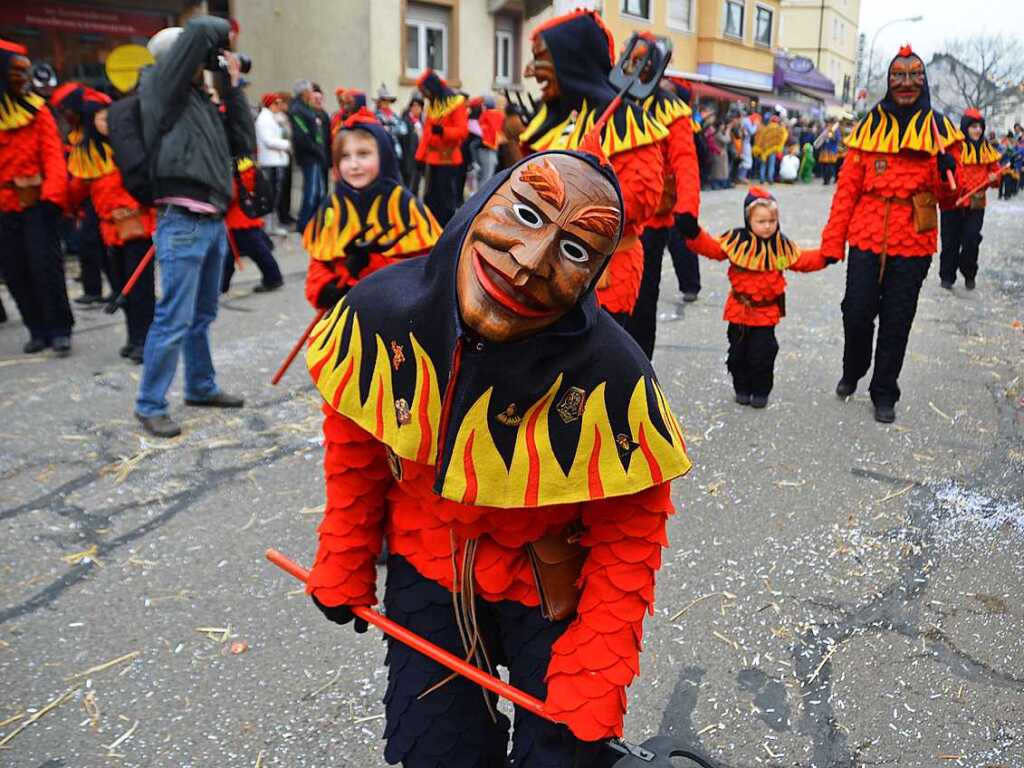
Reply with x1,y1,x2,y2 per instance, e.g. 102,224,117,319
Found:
825,257,840,266
431,123,444,136
674,212,699,240
937,153,956,178
344,247,372,279
311,595,369,633
316,281,347,309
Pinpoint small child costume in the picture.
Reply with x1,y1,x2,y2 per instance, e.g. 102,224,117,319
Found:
687,188,826,404
303,112,440,310
222,157,285,293
938,108,1001,289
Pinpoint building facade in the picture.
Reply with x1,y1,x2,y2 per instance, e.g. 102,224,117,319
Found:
779,0,860,104
928,53,1024,135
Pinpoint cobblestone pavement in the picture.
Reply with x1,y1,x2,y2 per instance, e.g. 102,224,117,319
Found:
2,183,1022,767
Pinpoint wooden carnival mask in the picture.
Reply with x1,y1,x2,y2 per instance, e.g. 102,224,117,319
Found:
456,154,621,343
6,55,30,95
888,54,925,108
525,35,559,102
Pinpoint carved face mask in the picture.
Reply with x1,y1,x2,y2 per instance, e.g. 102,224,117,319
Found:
525,36,559,103
7,55,30,95
456,154,621,343
888,55,925,108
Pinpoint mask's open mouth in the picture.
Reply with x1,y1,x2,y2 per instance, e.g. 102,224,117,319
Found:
472,247,556,319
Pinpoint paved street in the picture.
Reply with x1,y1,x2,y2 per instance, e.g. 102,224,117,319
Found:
2,183,1022,768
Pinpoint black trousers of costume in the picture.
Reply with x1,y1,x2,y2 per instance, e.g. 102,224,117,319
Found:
382,555,600,768
0,204,74,341
668,227,700,295
726,323,778,397
821,162,836,185
108,238,155,347
939,208,984,284
841,248,931,407
424,164,460,226
79,200,111,297
222,227,284,292
625,226,670,359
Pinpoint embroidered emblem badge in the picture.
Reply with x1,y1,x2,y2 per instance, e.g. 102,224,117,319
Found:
555,387,587,424
874,159,888,173
496,404,522,427
395,398,411,426
615,433,639,457
390,340,406,371
385,446,404,482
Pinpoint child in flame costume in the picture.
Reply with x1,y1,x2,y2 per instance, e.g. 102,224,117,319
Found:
304,109,441,311
821,44,961,424
521,10,667,330
687,187,827,408
626,42,701,360
0,38,73,356
222,157,285,294
53,83,156,363
938,108,1002,291
304,149,690,767
414,70,469,226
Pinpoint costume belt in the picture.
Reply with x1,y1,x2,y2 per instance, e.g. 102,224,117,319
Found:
730,290,785,317
864,191,915,283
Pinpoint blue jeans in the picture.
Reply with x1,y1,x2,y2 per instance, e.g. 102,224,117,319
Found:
296,162,325,234
760,153,777,183
136,207,227,418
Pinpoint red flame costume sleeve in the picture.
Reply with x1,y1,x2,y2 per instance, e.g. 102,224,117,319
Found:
307,407,392,607
304,252,398,309
0,105,67,212
596,142,664,314
669,114,700,219
88,170,155,246
543,482,673,741
821,148,961,261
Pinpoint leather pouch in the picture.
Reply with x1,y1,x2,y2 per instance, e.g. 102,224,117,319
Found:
911,191,938,232
112,207,147,241
525,525,586,621
14,175,42,208
969,192,986,210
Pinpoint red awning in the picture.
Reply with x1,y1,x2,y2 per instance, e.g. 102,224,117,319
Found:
690,81,750,103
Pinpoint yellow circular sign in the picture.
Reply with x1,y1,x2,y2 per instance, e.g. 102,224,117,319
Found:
105,44,155,93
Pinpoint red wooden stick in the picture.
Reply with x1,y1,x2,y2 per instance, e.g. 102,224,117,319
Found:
264,548,549,720
955,167,1007,207
226,226,244,270
104,244,155,314
271,308,326,385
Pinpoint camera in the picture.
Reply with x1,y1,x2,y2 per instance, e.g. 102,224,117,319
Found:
207,50,252,74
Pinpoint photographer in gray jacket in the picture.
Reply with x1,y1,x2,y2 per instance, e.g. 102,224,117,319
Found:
134,16,256,438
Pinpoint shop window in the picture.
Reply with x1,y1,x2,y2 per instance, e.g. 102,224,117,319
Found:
621,0,652,21
667,0,693,31
406,2,450,79
723,0,744,39
755,6,772,46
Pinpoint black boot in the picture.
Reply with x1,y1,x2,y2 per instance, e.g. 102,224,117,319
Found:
835,378,857,398
874,403,896,423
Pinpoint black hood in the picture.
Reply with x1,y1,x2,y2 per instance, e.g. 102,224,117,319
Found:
305,149,691,508
537,10,617,117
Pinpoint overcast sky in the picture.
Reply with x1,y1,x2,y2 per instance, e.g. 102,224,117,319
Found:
859,0,1024,62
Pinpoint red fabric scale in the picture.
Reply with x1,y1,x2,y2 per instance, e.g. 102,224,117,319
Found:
596,142,664,314
821,148,960,260
308,406,676,741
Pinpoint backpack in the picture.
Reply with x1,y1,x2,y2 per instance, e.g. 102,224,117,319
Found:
106,95,156,206
235,162,274,219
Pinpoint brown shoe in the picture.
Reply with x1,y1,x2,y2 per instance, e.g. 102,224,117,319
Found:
136,413,182,438
184,392,244,408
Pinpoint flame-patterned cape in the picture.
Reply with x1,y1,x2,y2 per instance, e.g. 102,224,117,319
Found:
0,91,43,131
306,150,690,509
960,139,1001,166
303,119,441,261
716,228,802,272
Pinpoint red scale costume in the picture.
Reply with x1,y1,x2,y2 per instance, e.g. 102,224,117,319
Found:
821,45,961,421
519,10,667,325
303,110,441,311
53,83,156,359
687,187,827,405
0,38,74,352
937,108,1002,289
414,70,469,226
303,147,690,766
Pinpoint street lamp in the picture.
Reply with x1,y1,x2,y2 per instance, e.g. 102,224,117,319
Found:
863,15,924,97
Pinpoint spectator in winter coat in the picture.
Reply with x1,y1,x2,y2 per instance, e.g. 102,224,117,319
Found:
255,92,291,236
289,79,328,234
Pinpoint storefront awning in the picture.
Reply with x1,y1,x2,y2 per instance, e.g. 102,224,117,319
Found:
774,55,836,96
690,81,750,103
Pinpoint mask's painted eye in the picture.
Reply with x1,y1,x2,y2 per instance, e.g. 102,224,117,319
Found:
560,239,589,263
512,203,543,229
